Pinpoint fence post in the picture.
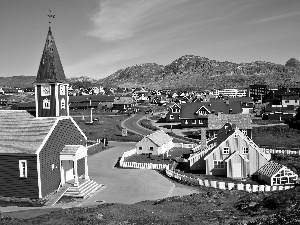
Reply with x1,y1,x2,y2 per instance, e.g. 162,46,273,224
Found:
219,182,226,190
265,185,271,192
204,180,210,187
259,185,265,192
211,181,217,188
227,183,235,190
252,185,258,192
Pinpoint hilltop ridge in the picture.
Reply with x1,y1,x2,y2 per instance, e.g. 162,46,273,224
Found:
99,56,300,90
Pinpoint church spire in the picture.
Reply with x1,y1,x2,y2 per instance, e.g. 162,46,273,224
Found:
35,21,66,83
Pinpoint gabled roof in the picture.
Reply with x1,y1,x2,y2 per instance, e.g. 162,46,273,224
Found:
35,27,66,83
180,102,229,119
208,114,252,130
144,130,173,147
195,105,211,114
257,161,286,177
0,110,57,154
224,151,249,162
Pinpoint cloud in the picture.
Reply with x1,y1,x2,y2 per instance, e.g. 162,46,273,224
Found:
86,0,187,41
249,11,300,24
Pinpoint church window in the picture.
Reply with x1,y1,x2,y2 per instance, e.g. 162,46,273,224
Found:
19,160,27,178
60,85,65,95
43,98,50,109
61,98,65,109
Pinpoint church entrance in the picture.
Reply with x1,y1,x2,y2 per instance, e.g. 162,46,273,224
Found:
61,160,74,184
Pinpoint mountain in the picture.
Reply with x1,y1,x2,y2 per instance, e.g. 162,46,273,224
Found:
0,76,36,88
99,55,300,90
285,58,300,69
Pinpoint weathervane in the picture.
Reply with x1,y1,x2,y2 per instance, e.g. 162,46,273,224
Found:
48,9,55,26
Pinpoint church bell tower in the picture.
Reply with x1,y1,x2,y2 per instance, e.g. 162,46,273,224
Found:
34,17,69,117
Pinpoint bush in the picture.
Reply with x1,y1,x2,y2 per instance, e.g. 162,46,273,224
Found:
139,119,160,131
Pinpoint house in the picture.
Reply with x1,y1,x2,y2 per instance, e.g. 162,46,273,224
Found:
112,96,135,112
207,113,253,138
180,101,242,128
248,84,268,102
0,95,9,106
258,161,298,186
262,103,295,120
6,95,22,106
69,95,115,110
165,103,181,122
136,130,174,155
281,91,300,106
189,123,271,179
0,110,88,198
227,97,254,114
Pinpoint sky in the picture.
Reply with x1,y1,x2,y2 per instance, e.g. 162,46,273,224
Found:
1,0,299,79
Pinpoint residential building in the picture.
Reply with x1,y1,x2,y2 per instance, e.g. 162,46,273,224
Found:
136,130,174,155
165,103,181,122
249,84,268,102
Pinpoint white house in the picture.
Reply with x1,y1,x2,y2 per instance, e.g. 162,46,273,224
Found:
136,130,174,155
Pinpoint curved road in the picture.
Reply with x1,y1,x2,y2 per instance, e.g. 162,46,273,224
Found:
80,141,198,206
122,114,192,144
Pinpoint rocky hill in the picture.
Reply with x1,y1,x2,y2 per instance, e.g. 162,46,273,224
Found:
0,76,36,88
99,56,300,90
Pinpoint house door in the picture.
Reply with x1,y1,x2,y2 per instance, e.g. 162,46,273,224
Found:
232,163,242,178
62,160,74,182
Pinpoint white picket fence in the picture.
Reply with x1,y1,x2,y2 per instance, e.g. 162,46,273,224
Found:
119,148,137,166
165,168,295,192
173,143,197,149
122,161,168,170
262,148,300,155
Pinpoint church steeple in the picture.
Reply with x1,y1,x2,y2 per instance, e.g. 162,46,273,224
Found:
35,27,66,83
34,22,69,118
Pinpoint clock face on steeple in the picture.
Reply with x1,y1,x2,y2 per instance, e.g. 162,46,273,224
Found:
41,85,51,96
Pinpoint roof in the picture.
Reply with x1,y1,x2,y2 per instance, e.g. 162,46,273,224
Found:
35,27,66,83
257,161,286,177
208,114,252,130
224,151,249,162
60,145,84,155
180,102,230,119
228,97,253,103
145,130,173,147
69,95,115,103
114,97,134,104
0,110,57,154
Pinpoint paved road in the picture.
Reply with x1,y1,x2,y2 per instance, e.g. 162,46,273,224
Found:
80,141,198,206
122,114,192,144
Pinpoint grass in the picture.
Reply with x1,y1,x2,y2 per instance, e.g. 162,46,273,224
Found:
72,114,142,142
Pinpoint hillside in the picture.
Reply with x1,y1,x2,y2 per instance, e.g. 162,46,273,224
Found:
99,56,300,90
0,76,36,88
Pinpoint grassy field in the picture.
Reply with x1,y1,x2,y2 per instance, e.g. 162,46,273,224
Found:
72,114,142,142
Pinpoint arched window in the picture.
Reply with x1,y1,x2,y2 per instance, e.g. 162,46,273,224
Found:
61,98,65,109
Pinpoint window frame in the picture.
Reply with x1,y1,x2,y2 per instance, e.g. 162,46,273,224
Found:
242,147,249,154
149,147,154,151
223,147,229,154
19,160,27,178
169,115,174,120
138,146,143,151
213,160,225,169
192,120,197,124
60,85,65,95
61,98,65,109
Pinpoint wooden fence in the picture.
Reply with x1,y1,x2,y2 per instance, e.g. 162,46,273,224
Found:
262,148,300,155
121,161,168,170
165,168,295,192
119,148,137,166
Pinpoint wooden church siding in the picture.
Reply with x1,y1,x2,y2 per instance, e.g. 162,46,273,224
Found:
0,154,39,198
39,119,86,197
77,157,85,177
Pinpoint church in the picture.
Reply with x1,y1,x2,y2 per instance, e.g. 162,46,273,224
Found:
0,26,91,199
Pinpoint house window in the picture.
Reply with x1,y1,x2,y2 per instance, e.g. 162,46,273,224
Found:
185,120,188,124
241,130,247,135
43,98,50,109
285,100,289,103
139,147,142,151
61,98,65,109
198,110,207,116
170,115,174,120
223,147,229,154
51,164,55,170
19,160,27,178
178,115,181,119
199,119,203,124
192,120,196,124
295,100,298,103
149,147,154,151
234,133,237,138
213,160,225,169
172,108,179,113
242,147,249,154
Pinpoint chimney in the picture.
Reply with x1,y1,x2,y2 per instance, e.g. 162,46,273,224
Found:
200,128,207,147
